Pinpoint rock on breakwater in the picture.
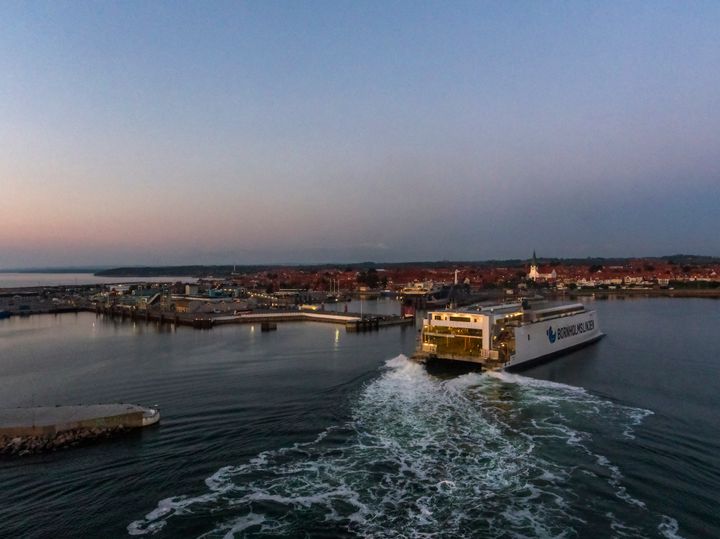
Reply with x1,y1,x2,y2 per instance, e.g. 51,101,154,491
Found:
0,404,159,457
0,425,130,457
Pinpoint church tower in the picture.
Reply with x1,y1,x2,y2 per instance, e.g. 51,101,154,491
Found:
529,250,540,281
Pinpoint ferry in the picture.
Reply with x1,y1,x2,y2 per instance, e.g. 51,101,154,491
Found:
401,281,441,297
414,300,603,370
401,281,451,306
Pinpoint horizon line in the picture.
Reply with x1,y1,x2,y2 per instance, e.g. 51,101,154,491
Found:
1,253,718,272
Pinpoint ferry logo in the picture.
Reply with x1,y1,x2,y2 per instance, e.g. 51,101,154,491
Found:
546,326,557,344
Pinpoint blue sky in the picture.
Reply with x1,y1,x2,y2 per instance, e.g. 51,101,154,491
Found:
1,1,719,267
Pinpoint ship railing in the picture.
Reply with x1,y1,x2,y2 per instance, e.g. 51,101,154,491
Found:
421,349,500,363
421,345,499,362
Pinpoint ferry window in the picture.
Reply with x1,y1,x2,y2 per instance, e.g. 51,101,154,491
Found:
449,316,471,322
434,315,442,320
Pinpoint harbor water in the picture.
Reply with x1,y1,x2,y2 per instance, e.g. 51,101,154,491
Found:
0,298,718,538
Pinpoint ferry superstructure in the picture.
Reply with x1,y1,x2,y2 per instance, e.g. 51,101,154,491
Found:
414,301,603,370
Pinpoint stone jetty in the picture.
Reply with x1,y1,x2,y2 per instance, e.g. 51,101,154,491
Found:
0,404,159,457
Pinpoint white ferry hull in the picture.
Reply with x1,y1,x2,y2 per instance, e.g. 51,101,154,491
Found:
506,309,603,370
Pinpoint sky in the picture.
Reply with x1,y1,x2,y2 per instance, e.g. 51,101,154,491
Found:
1,1,719,268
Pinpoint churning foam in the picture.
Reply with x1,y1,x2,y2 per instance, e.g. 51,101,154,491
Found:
129,355,671,538
658,515,685,539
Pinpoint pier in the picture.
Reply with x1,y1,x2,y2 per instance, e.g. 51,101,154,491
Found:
94,305,415,331
232,310,415,331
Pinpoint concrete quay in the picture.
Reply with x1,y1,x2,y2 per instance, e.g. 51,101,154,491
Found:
218,310,415,331
94,305,415,331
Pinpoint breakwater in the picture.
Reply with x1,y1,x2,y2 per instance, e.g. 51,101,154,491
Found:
1,425,131,456
0,404,159,457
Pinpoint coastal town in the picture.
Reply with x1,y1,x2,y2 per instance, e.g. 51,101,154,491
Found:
4,3,720,536
2,256,719,322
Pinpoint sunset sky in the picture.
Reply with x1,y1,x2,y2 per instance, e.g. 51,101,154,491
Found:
2,1,719,268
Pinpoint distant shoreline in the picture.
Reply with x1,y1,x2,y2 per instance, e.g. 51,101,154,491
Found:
87,254,720,278
0,268,106,274
0,273,197,291
555,288,720,299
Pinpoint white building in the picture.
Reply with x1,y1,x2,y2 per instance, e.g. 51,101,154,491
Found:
528,252,557,281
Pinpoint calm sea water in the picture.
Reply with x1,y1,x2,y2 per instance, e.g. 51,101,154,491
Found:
0,298,718,538
0,272,197,288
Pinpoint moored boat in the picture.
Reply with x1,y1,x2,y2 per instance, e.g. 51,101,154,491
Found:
400,281,441,297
